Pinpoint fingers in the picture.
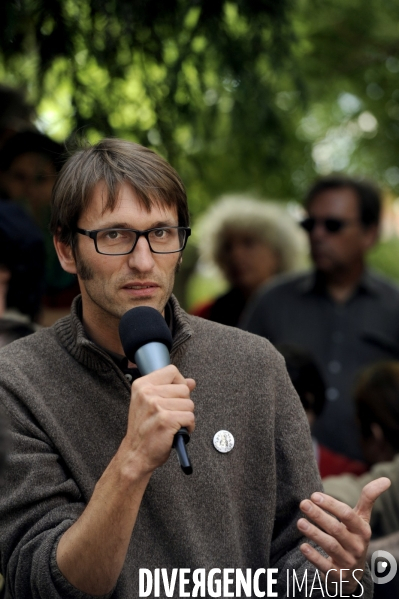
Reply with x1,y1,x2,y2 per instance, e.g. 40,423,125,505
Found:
354,477,391,523
300,477,391,539
119,365,197,476
144,406,195,436
185,378,196,392
140,364,189,386
132,367,195,404
296,480,392,593
297,493,371,567
299,542,333,572
301,492,370,537
132,369,195,416
297,510,365,597
146,383,193,400
299,493,371,557
299,541,361,595
297,511,364,567
299,543,361,594
146,397,196,433
129,365,196,437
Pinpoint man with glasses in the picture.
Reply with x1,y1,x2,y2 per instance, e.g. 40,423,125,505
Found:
243,175,399,463
0,147,385,598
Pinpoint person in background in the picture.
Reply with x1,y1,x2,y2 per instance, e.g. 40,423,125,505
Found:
0,198,43,598
191,195,306,327
243,175,399,461
0,83,37,202
323,361,399,599
0,84,36,150
0,199,45,346
277,343,367,478
0,131,79,323
323,361,399,538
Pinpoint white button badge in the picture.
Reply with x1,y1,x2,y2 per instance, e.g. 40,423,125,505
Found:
213,430,235,453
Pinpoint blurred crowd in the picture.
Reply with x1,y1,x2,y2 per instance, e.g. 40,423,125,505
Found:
1,82,399,592
191,172,399,591
0,84,79,341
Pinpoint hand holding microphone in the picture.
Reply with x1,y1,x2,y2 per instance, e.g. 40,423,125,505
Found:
119,307,194,475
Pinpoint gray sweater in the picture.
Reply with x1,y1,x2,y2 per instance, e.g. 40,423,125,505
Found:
0,296,372,598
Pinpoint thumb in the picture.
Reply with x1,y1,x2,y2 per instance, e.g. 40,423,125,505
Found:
185,378,196,392
354,477,391,523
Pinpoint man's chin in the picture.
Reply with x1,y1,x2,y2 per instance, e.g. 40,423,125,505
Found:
312,255,336,272
122,295,168,315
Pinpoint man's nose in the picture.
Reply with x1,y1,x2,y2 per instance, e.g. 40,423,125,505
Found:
229,241,248,261
309,221,328,240
21,177,39,199
127,236,155,270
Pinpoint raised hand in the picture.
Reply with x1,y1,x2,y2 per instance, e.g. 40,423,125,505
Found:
297,477,391,594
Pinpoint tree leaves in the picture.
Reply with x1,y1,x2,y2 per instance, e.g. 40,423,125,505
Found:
3,0,399,214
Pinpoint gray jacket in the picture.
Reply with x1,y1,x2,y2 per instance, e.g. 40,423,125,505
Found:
0,296,372,598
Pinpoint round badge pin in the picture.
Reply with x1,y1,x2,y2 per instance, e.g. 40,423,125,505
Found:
213,430,235,453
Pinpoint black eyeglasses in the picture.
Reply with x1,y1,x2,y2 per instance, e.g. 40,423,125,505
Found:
75,226,191,255
300,217,360,234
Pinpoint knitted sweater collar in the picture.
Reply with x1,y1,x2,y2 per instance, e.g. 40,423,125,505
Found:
54,294,193,372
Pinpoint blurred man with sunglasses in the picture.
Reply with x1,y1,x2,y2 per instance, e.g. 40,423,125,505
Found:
243,175,399,463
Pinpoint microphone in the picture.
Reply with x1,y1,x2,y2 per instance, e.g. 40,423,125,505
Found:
119,306,193,475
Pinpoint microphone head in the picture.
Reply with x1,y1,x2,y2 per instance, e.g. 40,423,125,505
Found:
119,306,173,362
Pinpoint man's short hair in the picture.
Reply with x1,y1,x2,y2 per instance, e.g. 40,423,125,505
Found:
50,138,189,245
0,84,35,137
277,343,326,418
304,174,382,228
355,361,399,453
0,131,64,173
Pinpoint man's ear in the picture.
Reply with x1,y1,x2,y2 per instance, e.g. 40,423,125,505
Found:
174,253,183,275
53,235,77,274
363,224,379,251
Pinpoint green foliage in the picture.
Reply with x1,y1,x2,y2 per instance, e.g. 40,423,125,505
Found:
0,0,299,218
368,237,399,283
4,1,399,305
2,0,399,224
291,0,399,195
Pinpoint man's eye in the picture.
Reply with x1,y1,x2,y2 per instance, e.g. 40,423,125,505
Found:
154,229,166,238
152,228,171,239
11,173,28,183
102,230,131,242
106,230,121,240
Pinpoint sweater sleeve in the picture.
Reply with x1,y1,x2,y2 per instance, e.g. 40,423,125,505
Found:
0,390,114,599
269,354,373,598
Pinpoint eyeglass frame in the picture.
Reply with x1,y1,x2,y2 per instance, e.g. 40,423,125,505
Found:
300,217,361,234
75,226,191,255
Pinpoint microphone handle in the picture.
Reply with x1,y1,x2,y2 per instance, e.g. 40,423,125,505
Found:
173,428,193,475
134,342,193,476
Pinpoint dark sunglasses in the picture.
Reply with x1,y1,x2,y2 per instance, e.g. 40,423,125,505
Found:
300,217,359,234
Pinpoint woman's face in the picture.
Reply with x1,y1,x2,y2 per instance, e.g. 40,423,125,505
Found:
219,230,280,296
2,152,57,211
